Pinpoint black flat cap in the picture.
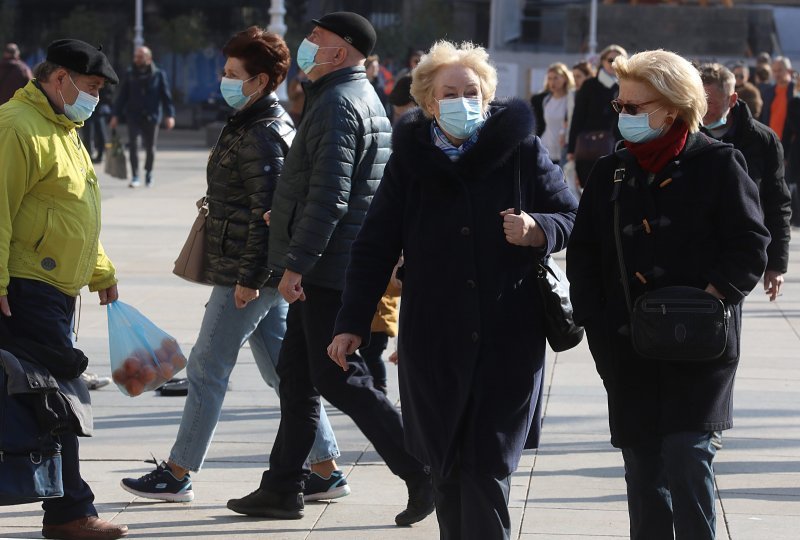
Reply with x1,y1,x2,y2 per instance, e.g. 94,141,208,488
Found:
312,11,376,58
46,39,119,84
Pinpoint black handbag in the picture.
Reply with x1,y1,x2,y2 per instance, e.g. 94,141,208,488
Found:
0,350,64,505
631,286,730,361
104,129,127,180
514,148,584,352
612,163,730,362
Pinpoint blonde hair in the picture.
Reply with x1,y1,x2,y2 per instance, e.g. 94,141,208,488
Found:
613,49,707,133
544,62,575,92
410,40,497,118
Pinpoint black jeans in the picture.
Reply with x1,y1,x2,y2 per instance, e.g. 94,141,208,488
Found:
127,118,159,176
79,113,108,160
431,460,511,540
262,284,424,493
358,331,389,390
1,278,97,525
621,431,717,540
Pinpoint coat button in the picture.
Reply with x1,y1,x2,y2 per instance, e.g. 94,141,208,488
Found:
471,331,479,343
461,226,470,236
466,279,476,289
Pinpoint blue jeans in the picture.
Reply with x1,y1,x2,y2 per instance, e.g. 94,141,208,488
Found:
169,285,340,472
621,431,717,540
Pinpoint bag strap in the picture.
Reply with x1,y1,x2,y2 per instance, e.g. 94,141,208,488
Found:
612,162,633,316
513,145,522,216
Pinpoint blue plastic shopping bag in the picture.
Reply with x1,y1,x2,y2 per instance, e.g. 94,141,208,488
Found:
107,301,187,396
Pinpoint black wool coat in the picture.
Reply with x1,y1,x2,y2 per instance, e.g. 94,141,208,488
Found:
703,101,792,273
204,94,295,288
334,98,578,476
566,132,770,448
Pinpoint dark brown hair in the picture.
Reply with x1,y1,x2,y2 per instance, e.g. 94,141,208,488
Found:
572,60,595,79
222,26,290,94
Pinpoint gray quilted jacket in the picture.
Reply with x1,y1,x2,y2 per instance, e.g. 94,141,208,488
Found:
268,66,392,290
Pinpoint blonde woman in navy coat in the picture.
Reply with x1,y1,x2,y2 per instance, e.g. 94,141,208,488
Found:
328,40,577,539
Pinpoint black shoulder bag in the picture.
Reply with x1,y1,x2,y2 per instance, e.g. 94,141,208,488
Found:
514,148,584,352
611,162,730,362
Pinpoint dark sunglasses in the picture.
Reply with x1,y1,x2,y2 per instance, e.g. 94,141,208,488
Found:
611,98,659,115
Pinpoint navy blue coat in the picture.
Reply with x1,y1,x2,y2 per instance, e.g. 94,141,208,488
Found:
566,132,770,448
334,98,577,476
113,63,176,125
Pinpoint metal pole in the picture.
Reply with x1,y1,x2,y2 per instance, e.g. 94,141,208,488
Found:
588,0,598,57
488,0,499,51
268,0,288,101
134,0,144,49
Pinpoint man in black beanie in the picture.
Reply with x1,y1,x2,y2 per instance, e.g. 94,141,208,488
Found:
227,11,435,527
0,39,127,539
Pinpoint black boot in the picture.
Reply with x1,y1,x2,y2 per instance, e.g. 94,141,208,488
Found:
227,487,304,519
395,471,435,526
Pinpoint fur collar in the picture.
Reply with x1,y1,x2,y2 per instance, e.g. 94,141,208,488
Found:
392,97,535,180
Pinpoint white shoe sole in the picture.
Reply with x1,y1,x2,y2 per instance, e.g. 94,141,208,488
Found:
120,479,194,502
304,483,351,502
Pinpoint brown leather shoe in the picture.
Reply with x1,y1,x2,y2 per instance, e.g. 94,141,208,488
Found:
42,516,128,540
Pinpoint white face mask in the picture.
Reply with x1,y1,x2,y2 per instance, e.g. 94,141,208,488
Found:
59,74,99,122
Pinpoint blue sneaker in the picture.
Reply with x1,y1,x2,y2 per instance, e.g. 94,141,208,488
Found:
303,470,351,501
120,461,194,502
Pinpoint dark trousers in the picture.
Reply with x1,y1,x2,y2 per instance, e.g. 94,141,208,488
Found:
431,461,511,540
262,284,424,493
621,431,717,540
79,113,108,160
789,182,800,227
1,278,97,524
127,119,159,176
358,331,389,390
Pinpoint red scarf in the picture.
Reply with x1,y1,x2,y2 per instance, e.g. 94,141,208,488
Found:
624,120,689,173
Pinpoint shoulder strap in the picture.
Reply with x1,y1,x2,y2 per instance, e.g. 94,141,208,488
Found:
513,145,522,215
612,162,633,316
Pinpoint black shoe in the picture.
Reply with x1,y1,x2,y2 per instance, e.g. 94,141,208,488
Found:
227,488,304,519
157,377,188,396
395,472,435,526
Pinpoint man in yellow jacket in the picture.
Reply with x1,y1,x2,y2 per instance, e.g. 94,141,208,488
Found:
0,39,127,540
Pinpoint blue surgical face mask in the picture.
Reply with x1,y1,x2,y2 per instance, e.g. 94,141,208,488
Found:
296,38,335,75
618,107,664,143
220,75,258,110
702,110,728,130
59,75,99,122
436,97,485,140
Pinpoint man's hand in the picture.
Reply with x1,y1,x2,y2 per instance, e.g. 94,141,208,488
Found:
764,270,784,301
327,333,362,371
0,295,10,317
164,117,176,130
388,350,399,365
278,270,306,304
109,116,118,130
98,284,119,305
234,284,259,309
500,208,545,247
263,210,271,226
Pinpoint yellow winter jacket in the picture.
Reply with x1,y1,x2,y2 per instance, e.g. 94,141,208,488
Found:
0,80,116,297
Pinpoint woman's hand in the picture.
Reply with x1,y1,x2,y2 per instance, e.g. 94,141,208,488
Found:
705,283,725,300
500,208,545,247
234,284,259,309
390,255,404,290
388,350,399,365
327,333,362,371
